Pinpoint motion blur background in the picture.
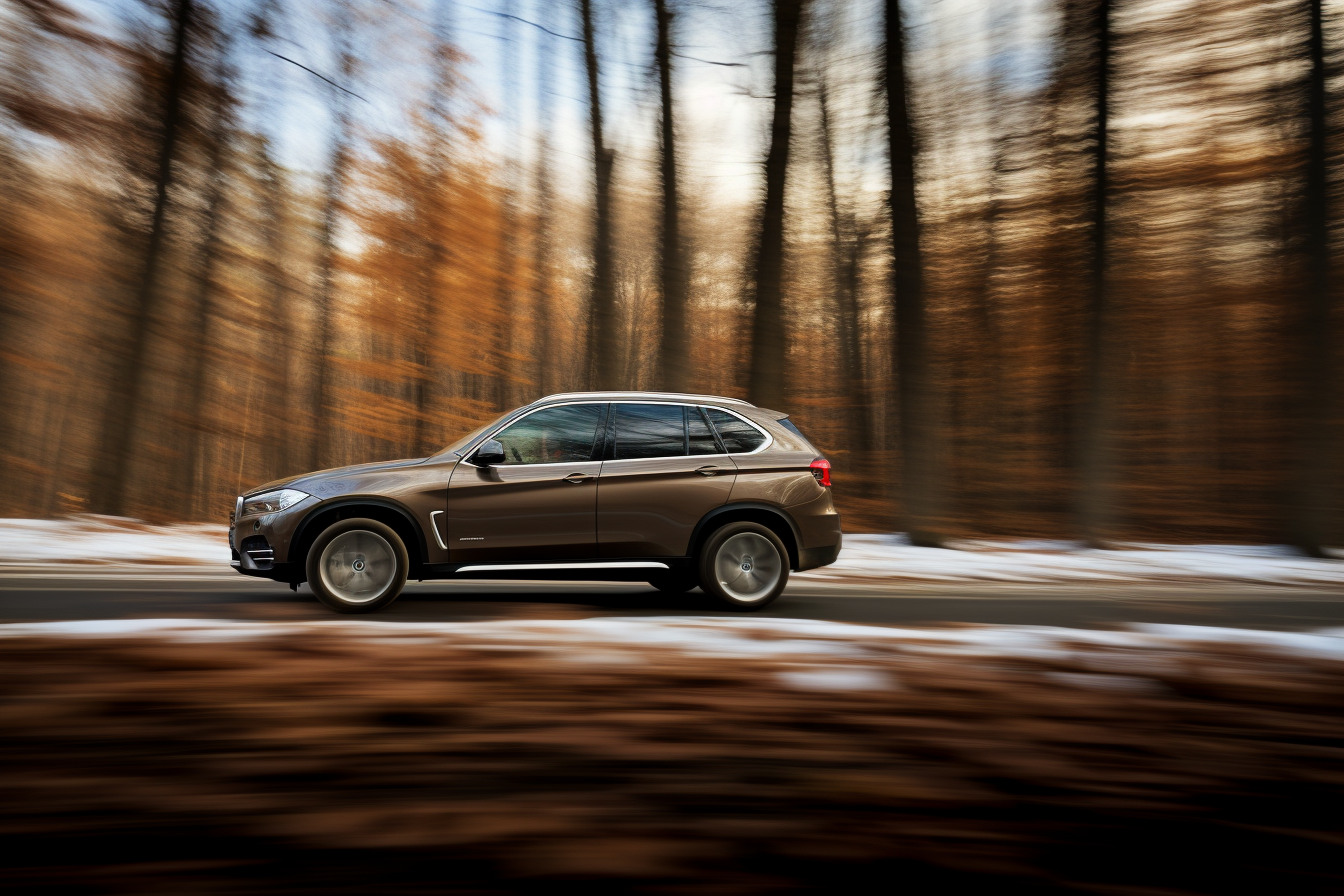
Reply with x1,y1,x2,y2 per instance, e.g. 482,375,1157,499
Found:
0,0,1340,550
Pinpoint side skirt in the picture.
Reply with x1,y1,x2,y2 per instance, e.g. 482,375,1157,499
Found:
420,559,695,582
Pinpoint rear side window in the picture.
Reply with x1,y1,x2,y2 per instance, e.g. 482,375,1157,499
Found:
704,408,767,454
613,403,686,459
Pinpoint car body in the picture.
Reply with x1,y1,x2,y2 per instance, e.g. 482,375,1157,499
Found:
229,391,842,612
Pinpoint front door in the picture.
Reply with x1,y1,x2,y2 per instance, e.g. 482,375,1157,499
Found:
597,403,737,558
446,403,607,563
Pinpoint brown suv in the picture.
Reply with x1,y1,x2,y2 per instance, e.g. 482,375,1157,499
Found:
230,392,842,613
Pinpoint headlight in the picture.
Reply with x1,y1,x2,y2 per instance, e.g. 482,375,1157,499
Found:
240,488,309,516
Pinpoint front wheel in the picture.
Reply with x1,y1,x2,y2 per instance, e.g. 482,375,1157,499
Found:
306,518,408,614
698,522,789,611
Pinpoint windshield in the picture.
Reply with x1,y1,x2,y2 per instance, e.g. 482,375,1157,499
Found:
437,411,515,457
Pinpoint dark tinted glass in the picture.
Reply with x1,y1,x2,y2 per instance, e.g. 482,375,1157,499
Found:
705,408,766,454
688,408,719,455
614,403,686,459
494,404,603,464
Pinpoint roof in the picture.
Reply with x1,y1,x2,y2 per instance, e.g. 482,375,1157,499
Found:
530,391,754,408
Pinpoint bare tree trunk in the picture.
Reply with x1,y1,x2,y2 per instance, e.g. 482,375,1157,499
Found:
581,0,618,390
747,0,805,411
1077,0,1115,547
654,0,689,393
310,10,355,471
1291,0,1336,556
532,0,556,396
492,0,519,410
816,75,871,452
972,126,1009,526
411,0,455,456
884,0,942,546
181,41,233,519
90,0,194,516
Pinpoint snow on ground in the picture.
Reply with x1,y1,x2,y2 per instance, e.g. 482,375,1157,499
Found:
0,516,229,566
2,616,1342,677
1,517,1342,586
795,532,1344,586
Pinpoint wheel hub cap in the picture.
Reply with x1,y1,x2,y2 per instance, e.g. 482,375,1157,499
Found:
715,533,781,603
319,530,396,604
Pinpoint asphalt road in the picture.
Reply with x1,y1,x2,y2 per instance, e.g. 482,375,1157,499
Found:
2,568,1344,630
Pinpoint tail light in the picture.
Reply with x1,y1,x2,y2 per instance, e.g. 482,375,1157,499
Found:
809,457,832,487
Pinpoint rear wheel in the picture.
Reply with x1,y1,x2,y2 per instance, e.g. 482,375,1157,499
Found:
306,518,408,614
698,521,789,610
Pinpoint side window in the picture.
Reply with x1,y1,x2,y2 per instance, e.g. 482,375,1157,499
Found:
688,407,720,455
613,403,686,460
705,408,767,454
493,404,604,464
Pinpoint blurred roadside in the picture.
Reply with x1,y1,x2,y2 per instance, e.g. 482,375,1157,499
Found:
5,516,1344,588
2,617,1342,892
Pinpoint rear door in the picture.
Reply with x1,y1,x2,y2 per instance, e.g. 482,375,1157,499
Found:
597,403,736,558
446,403,607,563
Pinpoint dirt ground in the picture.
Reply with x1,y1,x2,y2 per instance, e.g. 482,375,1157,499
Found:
1,623,1342,893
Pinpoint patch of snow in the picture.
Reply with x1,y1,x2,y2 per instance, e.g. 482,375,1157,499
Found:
777,667,895,691
3,617,1342,670
797,533,1344,587
0,516,228,566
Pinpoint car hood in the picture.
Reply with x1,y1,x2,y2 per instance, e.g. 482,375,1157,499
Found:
246,457,429,498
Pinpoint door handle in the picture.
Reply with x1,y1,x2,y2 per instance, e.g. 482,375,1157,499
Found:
563,472,592,484
696,465,719,476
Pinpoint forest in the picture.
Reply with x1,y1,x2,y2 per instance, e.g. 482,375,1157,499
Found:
0,0,1339,552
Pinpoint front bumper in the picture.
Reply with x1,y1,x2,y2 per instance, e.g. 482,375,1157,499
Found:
229,494,319,577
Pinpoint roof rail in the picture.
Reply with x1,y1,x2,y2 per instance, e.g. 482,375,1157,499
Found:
532,391,754,407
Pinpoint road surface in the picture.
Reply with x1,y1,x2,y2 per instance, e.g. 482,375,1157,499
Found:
2,568,1344,630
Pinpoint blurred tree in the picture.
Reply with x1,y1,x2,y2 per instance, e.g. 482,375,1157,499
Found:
492,0,520,410
180,34,236,518
311,1,358,470
815,65,872,453
1290,0,1337,557
531,0,557,395
1074,0,1117,548
654,0,689,394
748,0,807,412
581,0,618,390
89,0,196,517
411,0,460,457
884,0,943,546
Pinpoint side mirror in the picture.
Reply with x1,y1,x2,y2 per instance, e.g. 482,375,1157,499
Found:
474,439,505,466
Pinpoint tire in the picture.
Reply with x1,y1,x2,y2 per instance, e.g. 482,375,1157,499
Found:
647,572,697,594
305,518,409,614
698,521,789,611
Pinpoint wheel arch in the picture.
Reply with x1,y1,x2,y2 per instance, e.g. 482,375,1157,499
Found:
290,498,428,581
689,502,801,569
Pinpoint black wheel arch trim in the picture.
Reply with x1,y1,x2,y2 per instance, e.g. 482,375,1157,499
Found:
290,497,429,573
689,502,802,569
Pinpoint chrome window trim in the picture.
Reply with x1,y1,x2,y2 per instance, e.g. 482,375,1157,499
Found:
603,401,773,459
463,401,611,467
457,561,670,573
463,399,773,466
694,405,774,456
